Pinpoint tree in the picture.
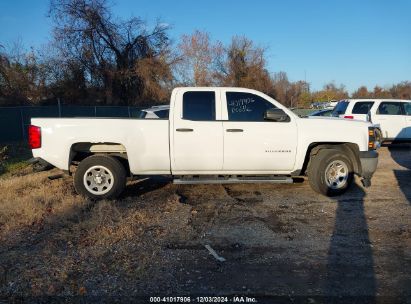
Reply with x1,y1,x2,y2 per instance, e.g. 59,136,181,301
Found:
176,30,223,86
0,41,49,105
49,0,173,105
271,72,310,107
372,86,392,98
390,81,411,99
289,81,310,108
312,82,348,102
272,71,289,104
216,36,275,96
352,86,370,98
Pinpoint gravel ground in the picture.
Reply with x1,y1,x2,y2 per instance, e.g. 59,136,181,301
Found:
0,144,410,302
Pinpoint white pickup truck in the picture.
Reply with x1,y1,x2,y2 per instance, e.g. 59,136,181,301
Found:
28,87,379,199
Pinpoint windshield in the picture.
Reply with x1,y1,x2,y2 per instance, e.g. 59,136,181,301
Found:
332,101,349,117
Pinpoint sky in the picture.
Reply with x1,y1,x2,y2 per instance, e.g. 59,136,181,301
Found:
0,0,410,92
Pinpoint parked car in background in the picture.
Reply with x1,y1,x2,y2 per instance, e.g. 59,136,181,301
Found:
332,99,411,141
310,101,326,109
327,100,338,109
309,109,333,117
310,101,337,110
139,105,169,119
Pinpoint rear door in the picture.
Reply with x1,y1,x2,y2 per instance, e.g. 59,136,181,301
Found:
171,89,224,173
373,101,407,139
222,90,298,172
350,101,375,121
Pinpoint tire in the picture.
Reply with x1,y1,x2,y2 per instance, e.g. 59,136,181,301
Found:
307,148,354,196
74,155,126,199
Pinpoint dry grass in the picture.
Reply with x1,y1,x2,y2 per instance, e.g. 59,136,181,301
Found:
0,156,186,296
0,170,84,238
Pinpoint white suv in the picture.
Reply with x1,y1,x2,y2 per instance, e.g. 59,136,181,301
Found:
333,99,411,141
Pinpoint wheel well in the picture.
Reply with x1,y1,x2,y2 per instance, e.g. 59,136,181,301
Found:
300,142,361,176
69,142,131,176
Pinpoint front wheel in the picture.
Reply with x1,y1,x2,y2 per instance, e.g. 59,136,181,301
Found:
307,149,354,196
74,155,126,199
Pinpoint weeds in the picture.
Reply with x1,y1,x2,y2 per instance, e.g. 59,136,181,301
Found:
0,143,31,176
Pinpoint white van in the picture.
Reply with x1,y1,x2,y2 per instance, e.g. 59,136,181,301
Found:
333,99,411,141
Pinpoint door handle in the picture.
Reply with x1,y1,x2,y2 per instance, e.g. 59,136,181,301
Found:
176,128,193,132
226,129,243,132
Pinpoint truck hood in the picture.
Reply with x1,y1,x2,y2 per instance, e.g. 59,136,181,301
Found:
307,116,382,130
308,116,353,121
296,115,372,152
307,116,342,120
302,115,371,127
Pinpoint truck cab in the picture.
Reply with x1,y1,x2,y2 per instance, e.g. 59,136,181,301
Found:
170,87,298,174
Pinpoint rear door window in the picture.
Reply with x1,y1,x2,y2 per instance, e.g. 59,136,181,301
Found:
352,101,374,114
404,102,411,115
332,101,349,116
182,91,216,121
377,102,404,115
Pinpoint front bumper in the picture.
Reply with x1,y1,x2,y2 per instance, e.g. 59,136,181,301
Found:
359,150,378,186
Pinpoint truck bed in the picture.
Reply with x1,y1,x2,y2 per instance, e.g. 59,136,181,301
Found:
31,118,171,174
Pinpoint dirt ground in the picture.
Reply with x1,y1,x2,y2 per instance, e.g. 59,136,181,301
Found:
0,144,410,302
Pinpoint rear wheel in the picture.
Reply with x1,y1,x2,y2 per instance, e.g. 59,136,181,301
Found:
74,155,126,199
307,148,354,196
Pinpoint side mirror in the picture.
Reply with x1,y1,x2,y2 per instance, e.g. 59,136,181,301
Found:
264,108,290,122
367,110,372,123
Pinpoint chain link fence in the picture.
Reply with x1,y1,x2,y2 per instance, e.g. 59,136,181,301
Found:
0,105,143,143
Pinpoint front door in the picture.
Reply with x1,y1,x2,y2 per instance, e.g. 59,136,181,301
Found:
222,91,298,172
373,102,407,139
172,90,224,173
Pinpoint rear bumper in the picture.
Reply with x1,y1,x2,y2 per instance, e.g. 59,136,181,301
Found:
359,150,378,180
